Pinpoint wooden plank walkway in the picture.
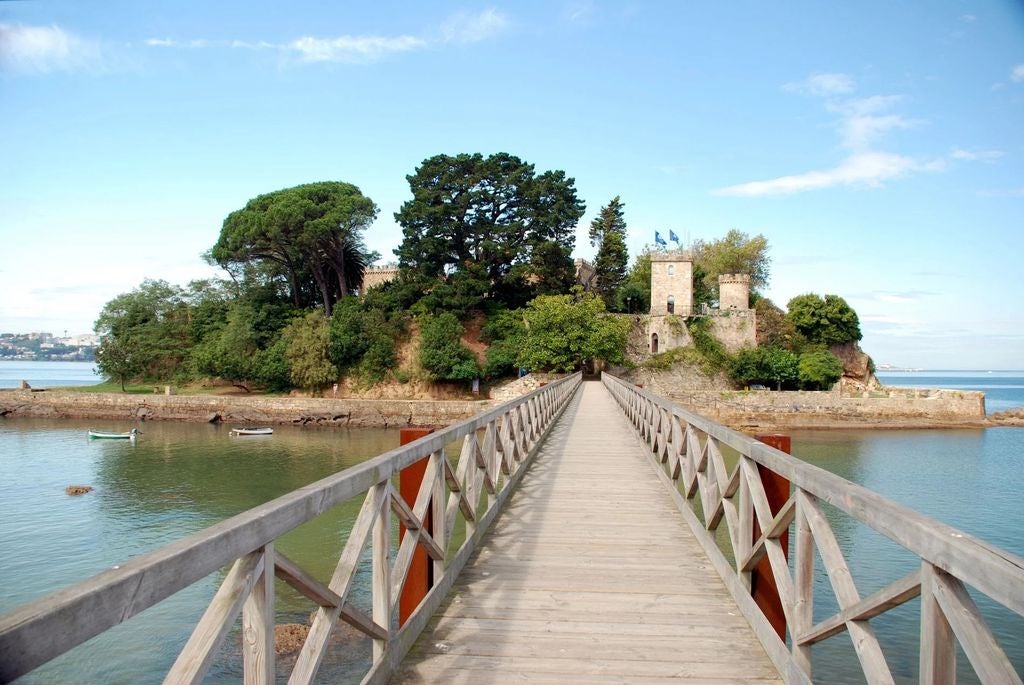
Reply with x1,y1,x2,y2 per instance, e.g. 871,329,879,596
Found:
392,381,783,685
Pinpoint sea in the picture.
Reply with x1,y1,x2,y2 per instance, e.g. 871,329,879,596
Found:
0,362,1021,683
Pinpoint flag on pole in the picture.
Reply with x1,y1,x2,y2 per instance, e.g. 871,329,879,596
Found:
669,229,680,244
655,231,667,247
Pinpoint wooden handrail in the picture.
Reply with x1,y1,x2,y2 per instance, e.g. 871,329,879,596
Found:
602,373,1024,684
0,372,582,684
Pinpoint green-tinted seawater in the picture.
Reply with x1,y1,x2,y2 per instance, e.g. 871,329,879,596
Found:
0,417,399,684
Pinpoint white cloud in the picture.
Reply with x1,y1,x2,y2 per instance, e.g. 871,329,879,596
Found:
828,95,916,150
0,22,100,73
713,152,943,197
141,9,508,66
950,147,1003,162
1012,64,1024,83
783,72,856,97
440,8,509,44
714,77,940,197
287,34,425,63
960,14,977,23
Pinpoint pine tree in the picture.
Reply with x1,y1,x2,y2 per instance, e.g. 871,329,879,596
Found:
589,197,629,309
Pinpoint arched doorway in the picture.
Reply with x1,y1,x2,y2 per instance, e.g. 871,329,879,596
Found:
651,333,659,354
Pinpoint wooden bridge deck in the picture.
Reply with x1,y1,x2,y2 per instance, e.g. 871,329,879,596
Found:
392,381,783,684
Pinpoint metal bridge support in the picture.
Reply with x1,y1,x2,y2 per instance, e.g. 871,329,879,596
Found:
754,434,791,641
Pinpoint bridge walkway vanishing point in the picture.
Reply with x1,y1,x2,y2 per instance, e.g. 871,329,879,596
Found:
392,380,783,684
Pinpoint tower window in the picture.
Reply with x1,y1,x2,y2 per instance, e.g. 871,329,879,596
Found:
667,295,675,314
651,333,659,354
667,264,675,276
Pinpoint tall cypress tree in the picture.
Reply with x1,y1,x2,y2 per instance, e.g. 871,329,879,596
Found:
589,197,629,309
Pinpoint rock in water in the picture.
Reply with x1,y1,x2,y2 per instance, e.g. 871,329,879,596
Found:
65,485,94,495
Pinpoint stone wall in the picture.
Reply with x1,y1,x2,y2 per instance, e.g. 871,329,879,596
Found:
708,311,756,353
488,373,565,403
0,390,489,429
663,386,986,430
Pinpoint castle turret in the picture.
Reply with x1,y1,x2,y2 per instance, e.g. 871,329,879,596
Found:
718,273,751,310
649,251,693,316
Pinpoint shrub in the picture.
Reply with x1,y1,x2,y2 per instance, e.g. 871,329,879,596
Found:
798,349,844,390
419,312,480,381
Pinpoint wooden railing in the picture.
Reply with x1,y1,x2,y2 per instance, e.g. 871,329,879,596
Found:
0,372,582,684
603,373,1023,685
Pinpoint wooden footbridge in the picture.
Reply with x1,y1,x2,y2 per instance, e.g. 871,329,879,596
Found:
2,374,1022,684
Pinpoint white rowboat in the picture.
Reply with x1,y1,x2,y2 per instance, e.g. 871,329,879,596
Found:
229,427,274,436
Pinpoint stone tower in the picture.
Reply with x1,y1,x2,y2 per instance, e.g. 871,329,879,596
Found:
718,274,751,310
649,251,694,316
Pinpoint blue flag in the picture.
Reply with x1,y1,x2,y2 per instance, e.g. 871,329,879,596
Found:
655,231,667,247
669,229,679,243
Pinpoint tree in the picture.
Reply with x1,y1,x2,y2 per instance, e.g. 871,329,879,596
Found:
692,229,770,304
589,194,626,307
94,335,141,391
419,312,480,382
394,153,585,305
798,349,845,390
283,312,337,392
329,297,400,383
755,298,801,349
518,290,630,372
188,302,262,390
786,293,862,346
94,279,191,381
211,182,378,316
589,197,629,308
621,251,652,313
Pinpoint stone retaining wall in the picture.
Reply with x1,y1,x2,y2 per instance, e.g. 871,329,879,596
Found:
0,390,490,429
666,386,986,429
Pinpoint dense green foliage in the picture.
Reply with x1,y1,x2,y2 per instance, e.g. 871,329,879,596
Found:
94,280,192,383
692,229,770,304
481,309,527,379
798,349,845,389
786,293,862,345
210,182,378,316
619,252,652,313
394,153,585,309
589,197,629,309
283,312,337,391
518,292,630,372
418,313,480,382
729,346,800,390
91,154,867,397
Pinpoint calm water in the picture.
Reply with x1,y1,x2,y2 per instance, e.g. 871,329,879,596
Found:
0,366,1022,683
0,360,102,389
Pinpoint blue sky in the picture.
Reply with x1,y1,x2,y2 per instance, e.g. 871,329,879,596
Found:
2,1,1022,369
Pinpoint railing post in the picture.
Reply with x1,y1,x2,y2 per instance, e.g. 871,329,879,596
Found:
920,562,956,684
753,434,792,641
242,543,275,684
794,490,814,676
398,428,434,627
371,482,392,661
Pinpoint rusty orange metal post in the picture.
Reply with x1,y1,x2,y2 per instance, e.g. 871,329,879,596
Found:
753,434,791,640
399,427,434,626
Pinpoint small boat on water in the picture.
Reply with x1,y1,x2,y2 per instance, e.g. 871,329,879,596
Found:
230,427,274,436
88,429,138,440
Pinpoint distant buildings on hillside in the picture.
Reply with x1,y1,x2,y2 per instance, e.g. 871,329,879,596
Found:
0,332,98,362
